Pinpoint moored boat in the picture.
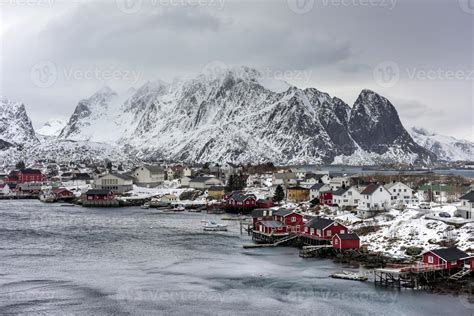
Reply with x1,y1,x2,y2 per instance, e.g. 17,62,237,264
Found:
330,271,368,281
202,220,228,231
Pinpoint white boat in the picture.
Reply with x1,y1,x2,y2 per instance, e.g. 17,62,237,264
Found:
330,271,368,281
140,203,150,209
203,220,228,231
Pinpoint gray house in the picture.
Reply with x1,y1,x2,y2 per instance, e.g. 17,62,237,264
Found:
133,165,165,187
95,173,134,194
456,191,474,220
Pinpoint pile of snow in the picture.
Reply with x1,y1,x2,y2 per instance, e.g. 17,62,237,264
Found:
37,119,66,137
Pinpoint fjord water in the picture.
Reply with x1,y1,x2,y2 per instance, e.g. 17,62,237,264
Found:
0,201,471,315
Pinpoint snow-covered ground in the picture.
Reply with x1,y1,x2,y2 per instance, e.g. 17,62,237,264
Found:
334,206,474,258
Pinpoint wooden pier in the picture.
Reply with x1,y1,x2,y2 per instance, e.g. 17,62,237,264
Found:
374,263,449,289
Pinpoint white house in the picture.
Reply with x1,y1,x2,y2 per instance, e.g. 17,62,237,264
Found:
456,191,474,220
299,173,331,188
384,182,417,205
188,176,223,189
357,184,392,218
332,186,361,209
272,172,298,187
309,183,330,200
329,176,351,190
133,165,166,187
95,173,134,194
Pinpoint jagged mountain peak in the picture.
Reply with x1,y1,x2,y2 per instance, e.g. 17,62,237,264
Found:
0,96,38,146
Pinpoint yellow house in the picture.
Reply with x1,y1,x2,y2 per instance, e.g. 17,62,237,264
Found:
287,186,310,203
208,186,225,200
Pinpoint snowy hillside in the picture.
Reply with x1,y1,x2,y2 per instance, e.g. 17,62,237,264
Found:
409,127,474,162
0,96,38,146
37,119,66,137
57,66,434,165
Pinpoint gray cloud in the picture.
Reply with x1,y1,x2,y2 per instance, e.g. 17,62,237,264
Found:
0,0,472,141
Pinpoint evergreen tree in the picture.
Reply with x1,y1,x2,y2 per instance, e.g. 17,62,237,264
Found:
310,197,320,207
225,174,235,193
15,160,25,170
273,185,285,203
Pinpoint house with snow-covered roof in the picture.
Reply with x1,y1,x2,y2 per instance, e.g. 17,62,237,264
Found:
357,183,391,218
456,191,474,220
384,181,417,205
331,186,361,209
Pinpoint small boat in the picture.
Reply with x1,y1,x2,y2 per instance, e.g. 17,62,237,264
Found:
173,205,185,212
188,208,202,213
141,203,150,209
330,271,368,281
203,220,228,232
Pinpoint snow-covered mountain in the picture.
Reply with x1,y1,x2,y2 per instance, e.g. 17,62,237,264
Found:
0,96,38,146
409,127,474,162
57,67,434,165
37,119,66,137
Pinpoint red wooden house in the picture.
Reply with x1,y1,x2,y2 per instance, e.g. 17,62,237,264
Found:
319,191,333,206
255,220,288,236
85,189,114,201
332,233,360,250
225,191,257,211
52,188,75,201
422,248,470,270
4,169,44,184
273,209,304,233
250,209,274,229
303,217,347,239
460,256,474,270
256,199,274,209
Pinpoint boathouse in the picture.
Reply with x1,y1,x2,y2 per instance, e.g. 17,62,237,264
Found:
273,209,304,233
422,248,470,270
303,217,348,240
251,209,274,228
332,233,360,250
255,220,288,235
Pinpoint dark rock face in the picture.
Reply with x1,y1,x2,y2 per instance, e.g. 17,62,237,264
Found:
0,139,13,150
348,90,435,163
56,68,438,164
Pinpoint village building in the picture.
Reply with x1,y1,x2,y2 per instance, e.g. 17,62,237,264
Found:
299,173,331,188
95,173,134,194
417,184,459,203
51,188,75,201
225,191,257,211
384,181,417,205
319,191,334,206
272,172,298,187
133,165,165,187
309,183,330,201
286,186,310,203
251,209,274,228
255,220,288,236
273,209,304,233
357,184,392,218
422,248,471,270
83,189,117,207
256,198,274,209
303,217,348,240
207,186,225,200
180,176,193,187
160,194,178,204
332,233,360,250
188,176,223,189
329,176,351,190
0,184,13,196
4,169,44,184
456,191,474,220
331,186,361,209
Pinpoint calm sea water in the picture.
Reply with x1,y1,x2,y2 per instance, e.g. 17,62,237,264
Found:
0,201,472,315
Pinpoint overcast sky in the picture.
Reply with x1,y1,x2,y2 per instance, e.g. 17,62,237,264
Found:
0,0,472,140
